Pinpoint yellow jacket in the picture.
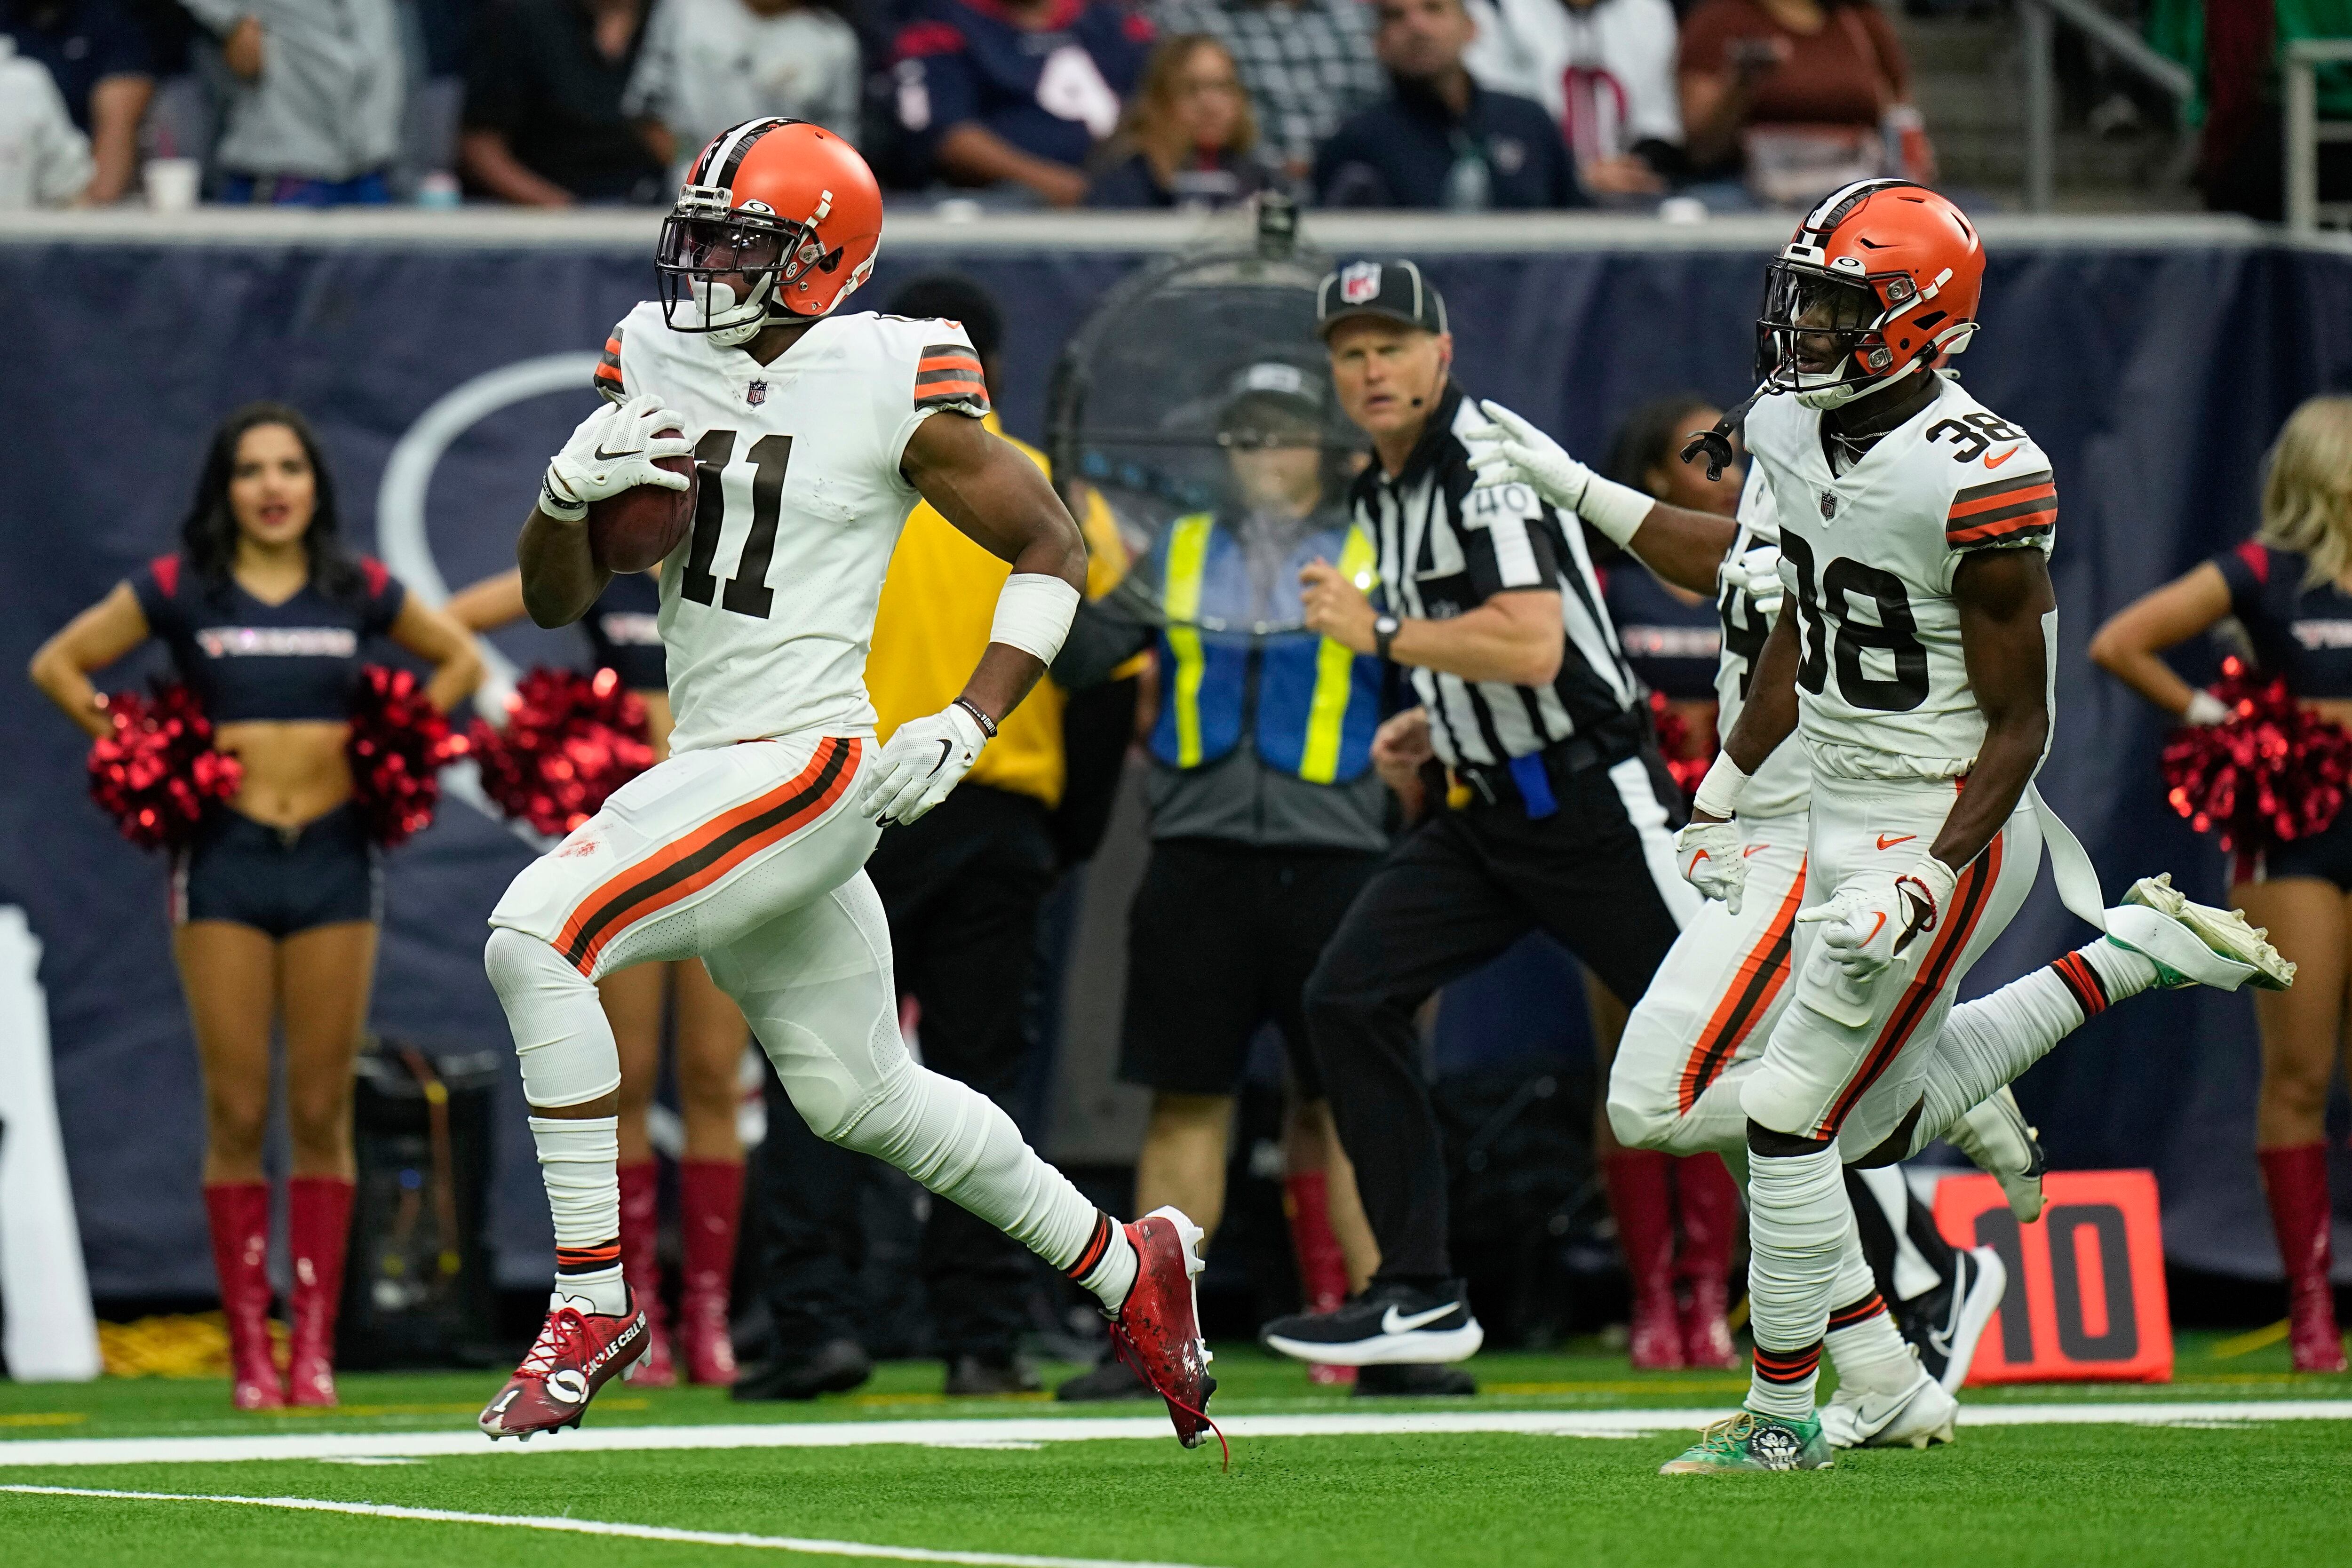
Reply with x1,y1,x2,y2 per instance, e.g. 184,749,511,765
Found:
866,413,1125,809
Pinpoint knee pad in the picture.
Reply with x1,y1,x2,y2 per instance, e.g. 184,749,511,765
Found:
485,926,621,1108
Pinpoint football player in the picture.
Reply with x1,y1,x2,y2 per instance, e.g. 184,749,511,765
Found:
1467,179,2289,1471
473,119,1215,1450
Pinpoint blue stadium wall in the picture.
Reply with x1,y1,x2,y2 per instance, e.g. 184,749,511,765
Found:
3,210,2349,1300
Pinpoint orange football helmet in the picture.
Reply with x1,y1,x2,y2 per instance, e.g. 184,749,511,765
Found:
655,118,884,344
1756,179,1985,409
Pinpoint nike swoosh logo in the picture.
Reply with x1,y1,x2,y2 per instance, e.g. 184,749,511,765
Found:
1876,833,1916,851
1743,844,1768,858
1859,912,1887,945
592,444,638,462
1984,445,2023,469
1380,1302,1460,1335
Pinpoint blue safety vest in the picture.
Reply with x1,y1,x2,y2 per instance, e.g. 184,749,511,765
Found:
1147,513,1383,784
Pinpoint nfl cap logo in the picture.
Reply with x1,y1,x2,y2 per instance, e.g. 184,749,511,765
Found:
1317,258,1448,339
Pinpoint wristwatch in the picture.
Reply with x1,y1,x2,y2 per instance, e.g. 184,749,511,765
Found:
1373,613,1401,661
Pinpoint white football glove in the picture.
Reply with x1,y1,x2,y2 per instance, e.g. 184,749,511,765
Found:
1463,398,1597,511
2181,690,2232,727
1720,544,1786,617
542,393,693,519
1675,817,1748,914
858,702,990,826
1796,855,1957,985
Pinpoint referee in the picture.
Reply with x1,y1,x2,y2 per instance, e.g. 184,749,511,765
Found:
1260,258,1699,1366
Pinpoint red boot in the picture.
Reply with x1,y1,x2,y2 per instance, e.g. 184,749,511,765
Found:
2260,1145,2346,1373
1603,1149,1684,1369
1284,1170,1357,1388
1671,1154,1742,1370
617,1161,674,1385
286,1175,354,1406
204,1182,282,1410
677,1159,742,1386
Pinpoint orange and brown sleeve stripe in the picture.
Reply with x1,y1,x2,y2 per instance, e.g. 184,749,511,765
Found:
915,342,989,410
1947,470,2056,549
594,329,627,404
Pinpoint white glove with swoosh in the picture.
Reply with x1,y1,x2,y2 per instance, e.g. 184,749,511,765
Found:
542,392,693,519
1675,818,1748,914
858,702,990,826
1796,854,1958,984
1720,544,1786,617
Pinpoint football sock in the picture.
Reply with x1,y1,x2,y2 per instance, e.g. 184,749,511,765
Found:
1744,1141,1846,1420
1824,1221,1916,1397
534,1115,628,1316
1065,1212,1142,1314
1907,939,2155,1156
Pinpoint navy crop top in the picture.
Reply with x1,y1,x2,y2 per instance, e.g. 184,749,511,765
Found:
1602,563,1723,702
2214,541,2352,701
584,571,666,693
132,554,407,723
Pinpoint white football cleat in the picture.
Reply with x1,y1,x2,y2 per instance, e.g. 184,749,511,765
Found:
1948,1085,2046,1222
1820,1364,1958,1450
2107,874,2295,992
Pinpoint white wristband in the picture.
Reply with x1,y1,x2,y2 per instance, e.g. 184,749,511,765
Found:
1692,751,1752,820
1574,472,1657,548
989,573,1081,666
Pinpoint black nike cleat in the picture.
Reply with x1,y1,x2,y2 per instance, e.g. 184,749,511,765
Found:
1260,1281,1484,1367
1899,1244,2006,1393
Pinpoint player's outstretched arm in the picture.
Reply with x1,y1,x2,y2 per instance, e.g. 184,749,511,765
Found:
1716,608,1801,789
1938,547,2058,872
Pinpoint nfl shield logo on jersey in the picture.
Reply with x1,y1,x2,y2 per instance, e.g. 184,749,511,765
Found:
1339,262,1383,304
747,380,768,406
1820,490,1837,520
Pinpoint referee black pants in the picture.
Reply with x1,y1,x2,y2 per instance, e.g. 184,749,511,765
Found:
1303,751,1689,1289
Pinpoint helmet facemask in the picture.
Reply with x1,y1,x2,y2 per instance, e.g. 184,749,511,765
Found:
1757,261,1920,411
656,183,847,346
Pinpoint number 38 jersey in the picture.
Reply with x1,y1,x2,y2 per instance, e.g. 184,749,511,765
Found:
594,302,989,756
1744,374,2058,782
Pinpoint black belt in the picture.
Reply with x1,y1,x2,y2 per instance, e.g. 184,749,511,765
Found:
1448,715,1647,820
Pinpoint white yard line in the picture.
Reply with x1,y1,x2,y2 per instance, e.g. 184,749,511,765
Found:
0,1401,2346,1469
0,1484,1224,1568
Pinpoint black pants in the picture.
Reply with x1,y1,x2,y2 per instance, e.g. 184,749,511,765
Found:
752,783,1058,1363
1303,750,1687,1287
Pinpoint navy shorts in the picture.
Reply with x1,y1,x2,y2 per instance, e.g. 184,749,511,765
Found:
2259,805,2352,891
173,803,382,936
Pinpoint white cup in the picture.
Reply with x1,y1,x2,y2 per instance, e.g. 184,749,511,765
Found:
144,158,201,213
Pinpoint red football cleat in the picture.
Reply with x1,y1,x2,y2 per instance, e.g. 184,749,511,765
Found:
478,1289,649,1440
1106,1206,1223,1462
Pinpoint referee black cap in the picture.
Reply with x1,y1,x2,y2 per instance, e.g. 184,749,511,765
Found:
1316,258,1448,339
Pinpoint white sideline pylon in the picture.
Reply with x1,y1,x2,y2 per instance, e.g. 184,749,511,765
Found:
0,906,102,1381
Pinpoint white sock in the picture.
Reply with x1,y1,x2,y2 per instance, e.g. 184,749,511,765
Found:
1745,1142,1847,1420
1065,1213,1142,1314
1823,1220,1918,1397
532,1114,628,1316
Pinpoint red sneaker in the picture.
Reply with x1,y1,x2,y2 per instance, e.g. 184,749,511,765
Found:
1105,1207,1222,1460
1629,1281,1687,1370
479,1289,648,1439
1678,1275,1740,1371
2288,1278,2348,1373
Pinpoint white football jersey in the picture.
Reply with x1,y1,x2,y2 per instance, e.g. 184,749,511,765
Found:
1714,467,1811,820
595,303,988,755
1745,375,2057,781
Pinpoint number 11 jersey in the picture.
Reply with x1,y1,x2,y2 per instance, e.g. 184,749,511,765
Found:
1745,374,2058,783
593,302,989,756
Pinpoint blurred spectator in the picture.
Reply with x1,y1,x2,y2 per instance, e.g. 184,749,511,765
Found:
625,0,861,186
1315,0,1583,208
463,0,666,206
0,32,93,206
1149,0,1383,187
1,0,152,204
1677,0,1931,203
182,0,403,204
1087,32,1270,207
1464,0,1682,197
892,0,1152,207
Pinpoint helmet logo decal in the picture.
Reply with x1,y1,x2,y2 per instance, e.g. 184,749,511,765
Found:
1339,261,1382,304
739,198,775,216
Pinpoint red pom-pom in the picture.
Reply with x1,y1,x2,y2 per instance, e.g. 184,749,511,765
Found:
2160,655,2352,854
85,682,242,850
348,665,462,848
1649,689,1713,803
468,666,654,837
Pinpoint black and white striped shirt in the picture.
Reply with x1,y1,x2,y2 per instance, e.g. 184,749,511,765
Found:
1354,385,1640,767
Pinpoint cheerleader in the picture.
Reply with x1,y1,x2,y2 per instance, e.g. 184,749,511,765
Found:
2090,395,2352,1372
29,403,483,1408
447,566,749,1386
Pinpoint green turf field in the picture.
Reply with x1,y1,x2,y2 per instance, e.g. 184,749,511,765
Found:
3,1332,2346,1568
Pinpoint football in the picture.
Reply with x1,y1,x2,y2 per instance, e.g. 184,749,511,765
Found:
586,432,696,573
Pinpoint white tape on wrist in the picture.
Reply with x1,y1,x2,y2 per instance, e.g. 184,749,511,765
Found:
1692,751,1752,820
989,573,1081,666
1575,472,1656,548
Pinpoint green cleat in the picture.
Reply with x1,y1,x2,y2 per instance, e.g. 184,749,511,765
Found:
1660,1409,1835,1474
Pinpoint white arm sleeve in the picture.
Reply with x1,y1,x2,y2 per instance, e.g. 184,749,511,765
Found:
989,573,1081,666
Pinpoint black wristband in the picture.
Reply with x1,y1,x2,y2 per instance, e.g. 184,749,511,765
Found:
953,696,998,739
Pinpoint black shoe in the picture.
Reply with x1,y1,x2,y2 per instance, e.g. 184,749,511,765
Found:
1352,1362,1478,1398
945,1353,1042,1396
731,1337,872,1401
1053,1355,1154,1402
1897,1244,2007,1395
1260,1280,1484,1368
